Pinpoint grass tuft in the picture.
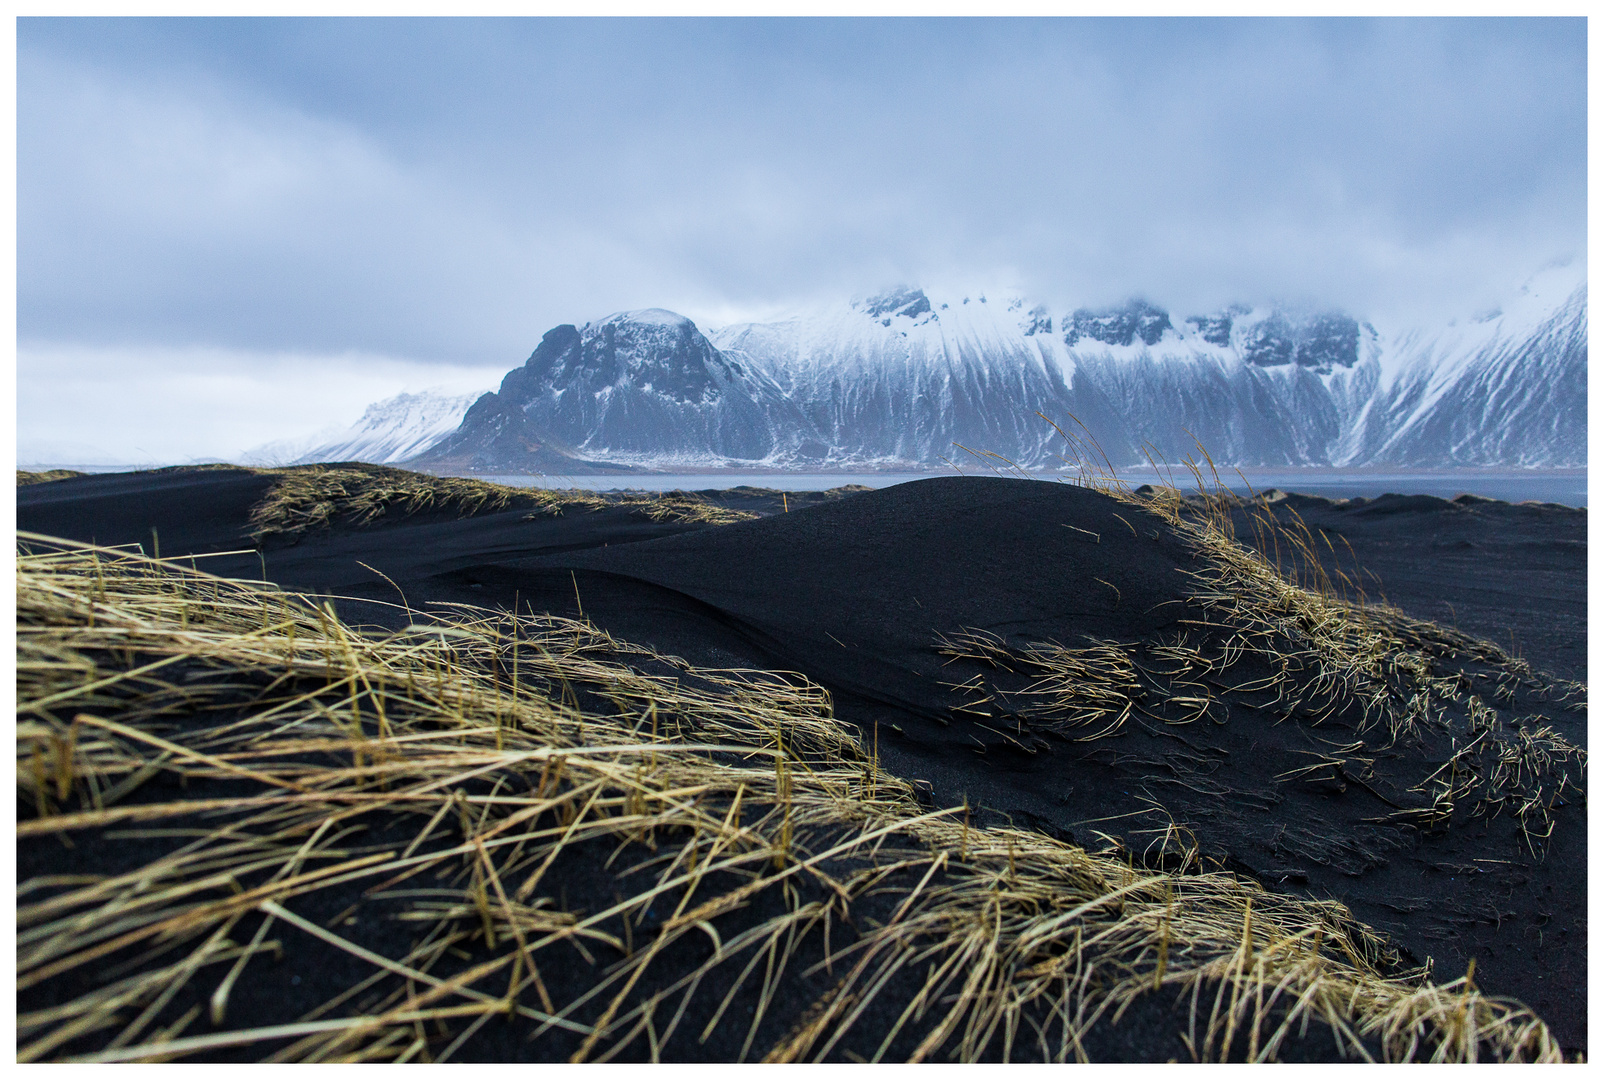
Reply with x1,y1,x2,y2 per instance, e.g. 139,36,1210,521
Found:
244,464,757,544
18,469,88,486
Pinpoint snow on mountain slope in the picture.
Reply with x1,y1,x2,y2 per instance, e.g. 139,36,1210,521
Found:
1343,270,1587,466
713,289,1081,467
241,389,485,466
710,288,1396,467
382,264,1586,473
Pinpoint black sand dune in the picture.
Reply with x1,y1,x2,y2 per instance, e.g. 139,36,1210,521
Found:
17,467,1588,1060
1219,489,1587,686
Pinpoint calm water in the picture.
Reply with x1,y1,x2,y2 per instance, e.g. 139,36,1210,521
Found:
26,462,1584,508
483,468,1588,508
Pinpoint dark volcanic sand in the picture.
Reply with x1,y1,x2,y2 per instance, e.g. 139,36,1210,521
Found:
17,469,1589,1058
1222,489,1587,686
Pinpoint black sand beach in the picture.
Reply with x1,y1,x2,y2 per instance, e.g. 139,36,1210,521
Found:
17,465,1587,1061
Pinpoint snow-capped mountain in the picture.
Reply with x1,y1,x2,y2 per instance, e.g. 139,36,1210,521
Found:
401,265,1585,473
491,311,806,466
241,389,485,467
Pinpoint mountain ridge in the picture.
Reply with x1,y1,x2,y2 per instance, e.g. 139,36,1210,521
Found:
291,268,1589,474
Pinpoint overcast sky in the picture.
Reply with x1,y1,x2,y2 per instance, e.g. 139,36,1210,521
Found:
17,17,1587,463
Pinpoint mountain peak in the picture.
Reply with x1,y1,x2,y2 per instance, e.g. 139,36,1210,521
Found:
858,288,934,325
597,308,699,332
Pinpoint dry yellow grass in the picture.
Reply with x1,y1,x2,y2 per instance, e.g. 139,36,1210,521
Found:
1011,419,1586,841
17,469,87,486
15,531,1561,1062
245,464,757,543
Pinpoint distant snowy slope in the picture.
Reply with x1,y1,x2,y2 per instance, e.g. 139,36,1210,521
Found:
1341,265,1587,466
241,389,485,466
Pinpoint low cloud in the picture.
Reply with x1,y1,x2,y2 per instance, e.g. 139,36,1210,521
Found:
17,342,503,465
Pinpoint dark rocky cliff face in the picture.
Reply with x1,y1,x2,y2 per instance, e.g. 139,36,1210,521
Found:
413,388,633,475
1064,300,1174,348
1185,312,1235,347
508,315,739,410
483,310,805,464
1239,311,1362,372
862,288,935,324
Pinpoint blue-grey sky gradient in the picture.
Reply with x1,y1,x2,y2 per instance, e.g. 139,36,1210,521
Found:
16,16,1586,460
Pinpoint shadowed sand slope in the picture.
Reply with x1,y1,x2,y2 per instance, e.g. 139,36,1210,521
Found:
523,477,1208,712
16,468,1587,1060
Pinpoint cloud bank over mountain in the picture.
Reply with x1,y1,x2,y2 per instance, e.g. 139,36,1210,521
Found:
17,18,1585,462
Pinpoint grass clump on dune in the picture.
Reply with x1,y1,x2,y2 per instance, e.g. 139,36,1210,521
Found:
1009,424,1587,846
17,469,88,486
16,534,1560,1062
1133,464,1585,845
244,463,757,543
